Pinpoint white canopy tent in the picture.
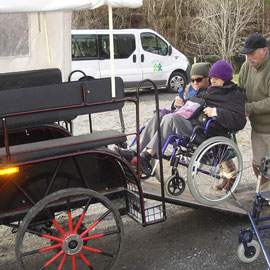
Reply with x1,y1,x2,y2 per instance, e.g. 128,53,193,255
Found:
0,0,143,96
0,0,142,13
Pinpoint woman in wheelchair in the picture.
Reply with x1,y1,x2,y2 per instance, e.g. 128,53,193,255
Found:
116,60,246,187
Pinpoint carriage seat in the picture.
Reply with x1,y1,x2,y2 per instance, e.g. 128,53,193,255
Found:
0,68,62,91
0,130,126,165
0,75,127,167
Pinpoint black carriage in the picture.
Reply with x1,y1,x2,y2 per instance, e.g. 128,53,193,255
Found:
0,69,166,269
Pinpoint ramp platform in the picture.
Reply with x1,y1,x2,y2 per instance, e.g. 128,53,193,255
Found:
142,177,256,217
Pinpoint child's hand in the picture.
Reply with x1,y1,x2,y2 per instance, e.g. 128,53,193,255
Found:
174,96,184,107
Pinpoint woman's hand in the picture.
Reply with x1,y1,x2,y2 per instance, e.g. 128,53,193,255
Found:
203,107,214,117
174,96,184,107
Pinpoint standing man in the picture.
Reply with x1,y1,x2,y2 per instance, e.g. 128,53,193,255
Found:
238,33,270,186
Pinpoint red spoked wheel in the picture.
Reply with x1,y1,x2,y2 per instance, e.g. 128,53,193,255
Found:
15,188,124,270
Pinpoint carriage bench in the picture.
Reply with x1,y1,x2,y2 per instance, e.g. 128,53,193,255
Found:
0,76,126,167
0,130,126,165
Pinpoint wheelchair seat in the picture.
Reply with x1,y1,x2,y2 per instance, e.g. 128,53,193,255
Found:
188,118,231,146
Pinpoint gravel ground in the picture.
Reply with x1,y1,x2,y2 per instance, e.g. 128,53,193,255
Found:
0,88,268,270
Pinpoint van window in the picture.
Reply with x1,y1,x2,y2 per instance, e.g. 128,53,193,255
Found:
72,34,97,59
141,33,168,56
98,34,135,59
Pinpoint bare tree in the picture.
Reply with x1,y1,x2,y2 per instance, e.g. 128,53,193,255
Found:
189,0,263,63
72,7,138,29
71,0,267,65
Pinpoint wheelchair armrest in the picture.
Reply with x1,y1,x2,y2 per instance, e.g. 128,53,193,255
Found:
189,118,218,145
189,126,205,144
204,118,216,132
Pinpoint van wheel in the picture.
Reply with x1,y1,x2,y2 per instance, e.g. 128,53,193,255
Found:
167,71,186,93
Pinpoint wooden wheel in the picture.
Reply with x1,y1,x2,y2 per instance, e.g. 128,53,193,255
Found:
15,188,124,270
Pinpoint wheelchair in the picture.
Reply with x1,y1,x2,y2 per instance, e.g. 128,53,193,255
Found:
150,117,243,206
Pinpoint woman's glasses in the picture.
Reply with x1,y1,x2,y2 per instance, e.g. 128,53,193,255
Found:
191,77,205,83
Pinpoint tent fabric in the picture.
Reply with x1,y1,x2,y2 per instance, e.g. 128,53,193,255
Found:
0,0,143,84
0,12,72,80
0,0,142,13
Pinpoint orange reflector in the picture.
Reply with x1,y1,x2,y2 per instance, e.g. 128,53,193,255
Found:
0,167,19,175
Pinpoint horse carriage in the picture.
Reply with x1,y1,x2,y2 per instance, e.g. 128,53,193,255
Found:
0,68,166,269
0,1,251,269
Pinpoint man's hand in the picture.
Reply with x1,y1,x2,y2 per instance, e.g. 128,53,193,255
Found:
245,104,250,117
174,96,184,107
203,107,214,117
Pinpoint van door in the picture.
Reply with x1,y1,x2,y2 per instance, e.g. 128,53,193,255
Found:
71,33,101,80
139,32,171,87
98,33,143,88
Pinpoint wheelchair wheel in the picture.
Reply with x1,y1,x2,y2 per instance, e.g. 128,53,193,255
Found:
187,136,243,205
165,173,185,197
15,188,123,270
237,240,261,263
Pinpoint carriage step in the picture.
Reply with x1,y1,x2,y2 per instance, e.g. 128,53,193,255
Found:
127,192,164,224
144,202,164,223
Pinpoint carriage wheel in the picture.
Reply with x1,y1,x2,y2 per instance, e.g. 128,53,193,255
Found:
187,136,243,205
15,188,124,270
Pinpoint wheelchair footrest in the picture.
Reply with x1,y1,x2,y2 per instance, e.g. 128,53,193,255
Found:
260,191,270,201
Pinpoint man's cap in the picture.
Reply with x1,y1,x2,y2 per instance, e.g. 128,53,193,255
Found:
190,62,211,77
240,33,268,54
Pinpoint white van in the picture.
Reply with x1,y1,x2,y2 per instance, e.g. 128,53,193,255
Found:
71,29,191,93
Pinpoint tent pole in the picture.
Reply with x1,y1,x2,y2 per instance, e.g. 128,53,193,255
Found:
108,6,116,98
43,13,52,67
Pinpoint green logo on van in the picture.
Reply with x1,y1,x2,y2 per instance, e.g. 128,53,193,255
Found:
153,63,162,72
